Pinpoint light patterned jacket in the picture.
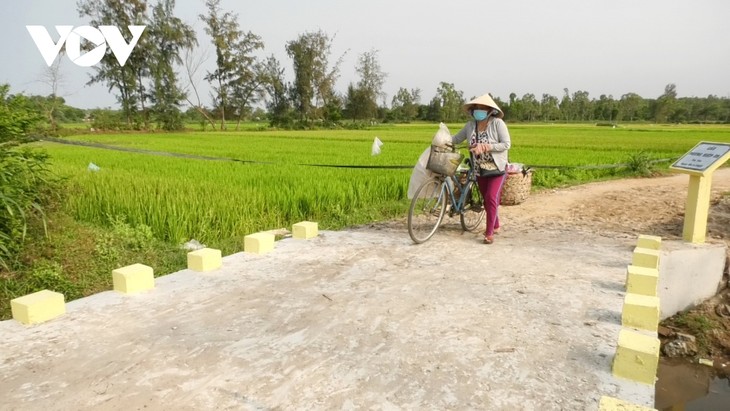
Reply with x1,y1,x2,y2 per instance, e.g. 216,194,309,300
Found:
451,118,511,172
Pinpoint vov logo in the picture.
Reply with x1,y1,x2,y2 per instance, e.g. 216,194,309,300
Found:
26,25,146,67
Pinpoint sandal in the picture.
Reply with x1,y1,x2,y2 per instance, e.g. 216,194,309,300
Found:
483,235,494,244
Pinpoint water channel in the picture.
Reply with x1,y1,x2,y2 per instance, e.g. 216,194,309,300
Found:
655,358,730,410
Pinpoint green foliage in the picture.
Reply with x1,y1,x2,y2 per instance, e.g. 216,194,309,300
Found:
260,55,293,128
94,216,155,271
626,151,655,177
0,85,40,145
148,0,197,131
109,215,154,251
344,49,386,121
90,109,127,130
390,88,421,123
436,82,466,123
27,260,82,299
78,0,148,128
200,0,265,130
0,210,188,320
286,30,345,125
344,83,377,121
0,85,51,270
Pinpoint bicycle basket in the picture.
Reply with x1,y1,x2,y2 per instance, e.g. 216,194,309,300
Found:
426,145,464,176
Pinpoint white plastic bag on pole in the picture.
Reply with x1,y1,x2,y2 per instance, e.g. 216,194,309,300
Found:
371,137,383,156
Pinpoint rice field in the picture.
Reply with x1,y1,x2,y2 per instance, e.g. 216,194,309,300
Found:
39,123,730,247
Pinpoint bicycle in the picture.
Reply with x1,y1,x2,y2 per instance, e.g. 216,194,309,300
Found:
408,144,485,244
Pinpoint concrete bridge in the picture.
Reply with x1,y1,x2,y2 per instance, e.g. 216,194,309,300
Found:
0,223,658,410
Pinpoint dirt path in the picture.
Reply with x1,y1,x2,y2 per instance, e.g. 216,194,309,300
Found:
501,168,730,241
375,168,730,244
1,169,728,410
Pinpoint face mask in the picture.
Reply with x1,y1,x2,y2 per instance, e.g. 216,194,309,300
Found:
472,109,489,121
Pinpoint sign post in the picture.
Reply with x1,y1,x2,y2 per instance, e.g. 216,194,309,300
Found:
669,142,730,243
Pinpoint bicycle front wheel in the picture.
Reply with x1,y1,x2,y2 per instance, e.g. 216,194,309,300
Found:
460,179,485,232
408,179,447,244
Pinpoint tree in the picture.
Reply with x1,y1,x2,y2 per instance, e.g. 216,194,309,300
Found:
559,88,573,122
617,92,644,122
391,87,420,123
572,90,591,122
200,0,264,130
540,93,560,122
507,92,521,121
425,96,441,122
436,82,464,123
229,33,266,130
521,93,539,122
35,55,66,132
344,83,374,121
352,49,387,120
182,47,216,130
286,30,345,124
147,0,196,131
594,94,617,122
697,95,723,122
322,94,343,124
260,55,292,127
78,0,149,127
653,83,677,123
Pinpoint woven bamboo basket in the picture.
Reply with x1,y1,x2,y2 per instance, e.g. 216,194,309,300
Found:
500,171,533,206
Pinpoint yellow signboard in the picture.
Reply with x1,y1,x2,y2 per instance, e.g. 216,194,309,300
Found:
669,141,730,243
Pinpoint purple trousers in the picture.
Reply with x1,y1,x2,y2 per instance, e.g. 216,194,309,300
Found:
476,174,507,237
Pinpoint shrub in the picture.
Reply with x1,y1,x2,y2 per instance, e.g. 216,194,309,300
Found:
626,151,654,177
0,84,50,270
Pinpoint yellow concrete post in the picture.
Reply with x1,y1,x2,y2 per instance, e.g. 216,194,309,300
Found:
112,263,155,294
636,234,661,250
682,174,712,243
292,221,318,239
625,265,659,297
621,294,660,332
244,232,275,254
612,329,660,385
187,248,222,272
10,290,66,325
598,396,658,411
632,247,660,270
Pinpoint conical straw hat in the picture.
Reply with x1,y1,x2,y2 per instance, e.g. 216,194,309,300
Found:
463,93,503,118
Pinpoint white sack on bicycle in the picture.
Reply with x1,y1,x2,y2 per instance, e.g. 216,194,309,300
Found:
407,147,436,199
431,122,452,147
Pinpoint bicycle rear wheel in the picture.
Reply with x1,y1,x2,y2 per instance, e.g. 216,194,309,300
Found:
460,179,485,232
408,179,446,244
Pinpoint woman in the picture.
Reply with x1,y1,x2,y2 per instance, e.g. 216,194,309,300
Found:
452,93,511,244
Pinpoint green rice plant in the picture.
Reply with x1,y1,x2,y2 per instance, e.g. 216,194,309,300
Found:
35,123,730,246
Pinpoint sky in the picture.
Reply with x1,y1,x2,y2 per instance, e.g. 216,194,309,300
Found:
1,0,729,110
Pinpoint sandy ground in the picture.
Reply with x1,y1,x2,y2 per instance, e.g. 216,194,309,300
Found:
1,169,729,411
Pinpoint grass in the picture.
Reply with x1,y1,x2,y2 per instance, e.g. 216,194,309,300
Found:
41,123,730,240
0,208,187,319
667,311,721,355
